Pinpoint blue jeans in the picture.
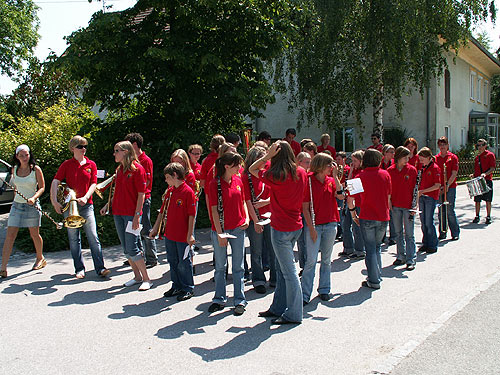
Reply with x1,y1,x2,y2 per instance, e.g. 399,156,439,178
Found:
269,228,303,322
419,195,438,249
391,207,416,265
438,187,460,238
388,210,396,240
165,238,194,292
211,228,247,306
336,198,345,236
301,222,337,302
296,215,307,268
65,203,105,274
360,219,387,286
342,206,365,255
113,215,143,262
137,198,158,263
246,222,275,286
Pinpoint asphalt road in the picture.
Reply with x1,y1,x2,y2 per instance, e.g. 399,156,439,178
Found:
0,183,499,375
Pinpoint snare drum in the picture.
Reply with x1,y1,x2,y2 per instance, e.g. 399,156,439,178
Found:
466,177,491,198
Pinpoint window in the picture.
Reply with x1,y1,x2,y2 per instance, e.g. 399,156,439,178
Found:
470,70,477,100
477,75,483,103
335,126,355,152
444,126,450,141
444,69,451,108
484,80,489,106
461,128,466,146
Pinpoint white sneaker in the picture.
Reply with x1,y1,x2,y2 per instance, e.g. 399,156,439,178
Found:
124,278,141,287
138,281,153,291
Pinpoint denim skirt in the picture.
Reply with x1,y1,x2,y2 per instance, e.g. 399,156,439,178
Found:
7,201,42,227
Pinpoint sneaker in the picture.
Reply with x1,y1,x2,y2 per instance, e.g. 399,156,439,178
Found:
418,246,428,252
451,236,459,241
233,304,246,316
208,303,224,313
177,291,194,301
255,285,267,294
145,261,158,269
124,278,141,287
163,287,182,297
438,233,447,240
406,264,416,271
426,248,437,254
349,253,365,259
392,259,404,266
75,270,85,279
362,280,380,290
138,281,153,291
99,268,111,277
472,216,480,224
485,217,492,225
338,251,352,257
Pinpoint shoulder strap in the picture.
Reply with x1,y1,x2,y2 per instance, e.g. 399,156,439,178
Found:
217,176,224,232
478,153,483,174
309,176,315,227
247,172,261,221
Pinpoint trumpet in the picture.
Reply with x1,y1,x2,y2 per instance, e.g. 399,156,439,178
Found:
95,174,116,215
0,177,64,229
56,183,87,228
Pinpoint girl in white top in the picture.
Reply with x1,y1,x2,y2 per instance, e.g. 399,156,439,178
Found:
1,145,46,278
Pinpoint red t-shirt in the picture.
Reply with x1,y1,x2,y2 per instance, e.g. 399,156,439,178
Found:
367,144,383,152
185,171,197,194
258,167,307,232
317,145,336,158
200,152,218,183
474,150,496,181
355,167,391,221
419,161,441,200
408,154,420,169
54,157,98,204
138,152,153,199
241,172,271,219
208,175,246,231
303,173,339,225
160,182,196,243
190,160,202,181
285,139,301,157
381,159,393,170
112,162,147,216
387,164,417,209
435,152,458,188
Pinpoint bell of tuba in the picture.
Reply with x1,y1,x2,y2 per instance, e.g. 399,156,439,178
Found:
95,174,116,215
56,183,87,228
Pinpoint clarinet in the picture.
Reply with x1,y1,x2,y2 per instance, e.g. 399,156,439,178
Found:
247,172,261,221
217,176,224,232
409,169,423,222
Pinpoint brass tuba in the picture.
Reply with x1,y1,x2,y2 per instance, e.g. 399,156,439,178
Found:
56,183,87,228
95,174,116,215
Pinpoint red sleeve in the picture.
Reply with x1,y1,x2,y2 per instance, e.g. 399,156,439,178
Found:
90,161,98,185
208,178,218,208
303,176,311,203
451,154,459,172
54,160,68,181
185,171,196,192
186,188,196,217
488,153,496,169
135,165,147,193
200,155,212,181
433,165,441,184
238,178,246,202
387,173,392,195
242,174,251,201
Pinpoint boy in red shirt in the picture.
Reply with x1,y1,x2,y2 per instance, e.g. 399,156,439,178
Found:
150,163,196,301
284,128,301,157
472,139,496,224
348,149,391,289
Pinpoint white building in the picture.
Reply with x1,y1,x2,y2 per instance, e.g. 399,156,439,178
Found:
251,38,500,155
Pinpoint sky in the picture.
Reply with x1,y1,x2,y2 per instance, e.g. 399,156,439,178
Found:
0,0,499,96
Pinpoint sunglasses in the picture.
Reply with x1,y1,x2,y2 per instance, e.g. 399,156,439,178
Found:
476,143,486,147
75,144,88,149
113,149,123,153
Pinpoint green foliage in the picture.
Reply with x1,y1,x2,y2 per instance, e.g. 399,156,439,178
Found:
0,0,39,77
59,0,297,147
275,0,496,134
0,54,80,121
383,126,413,148
0,99,97,181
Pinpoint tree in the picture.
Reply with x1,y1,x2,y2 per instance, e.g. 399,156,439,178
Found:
275,0,496,138
0,54,79,122
0,0,39,77
490,47,500,114
59,0,299,151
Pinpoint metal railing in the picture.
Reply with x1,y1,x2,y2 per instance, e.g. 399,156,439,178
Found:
457,157,500,180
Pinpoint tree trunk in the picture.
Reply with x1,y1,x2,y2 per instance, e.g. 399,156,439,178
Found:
372,81,384,141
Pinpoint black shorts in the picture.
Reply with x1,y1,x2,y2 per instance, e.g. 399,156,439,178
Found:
474,179,493,202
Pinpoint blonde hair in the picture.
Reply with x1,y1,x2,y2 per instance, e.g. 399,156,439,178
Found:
218,142,236,157
351,149,364,162
382,144,395,154
188,144,203,154
115,141,138,171
320,133,331,144
310,153,334,174
171,149,193,173
69,135,87,151
296,151,311,162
